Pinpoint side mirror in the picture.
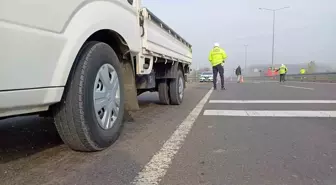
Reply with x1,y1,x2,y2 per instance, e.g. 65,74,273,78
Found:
190,69,193,72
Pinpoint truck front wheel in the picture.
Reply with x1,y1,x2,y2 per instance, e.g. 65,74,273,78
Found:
169,69,185,105
53,41,125,152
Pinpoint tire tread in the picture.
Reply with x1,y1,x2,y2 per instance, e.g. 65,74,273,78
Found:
169,69,184,105
158,80,170,105
53,42,119,151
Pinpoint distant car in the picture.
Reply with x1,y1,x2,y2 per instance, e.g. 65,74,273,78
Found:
199,72,213,82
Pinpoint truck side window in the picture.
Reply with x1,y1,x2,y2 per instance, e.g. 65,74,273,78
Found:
127,0,133,5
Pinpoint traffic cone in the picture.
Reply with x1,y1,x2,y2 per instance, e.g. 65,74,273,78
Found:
240,76,244,83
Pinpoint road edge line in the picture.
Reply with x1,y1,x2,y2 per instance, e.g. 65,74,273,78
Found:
283,85,314,90
208,100,336,104
203,110,336,117
131,88,213,185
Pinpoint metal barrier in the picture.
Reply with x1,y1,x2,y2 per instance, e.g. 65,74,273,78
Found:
245,73,336,83
186,76,199,83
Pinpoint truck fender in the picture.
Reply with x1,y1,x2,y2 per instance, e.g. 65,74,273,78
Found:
50,1,140,87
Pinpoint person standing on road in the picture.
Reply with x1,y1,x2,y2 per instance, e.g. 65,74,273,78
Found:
208,43,227,90
277,64,288,83
235,65,242,83
300,68,306,74
299,68,306,80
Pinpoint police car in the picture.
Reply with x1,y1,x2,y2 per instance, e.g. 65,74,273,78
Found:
199,72,213,82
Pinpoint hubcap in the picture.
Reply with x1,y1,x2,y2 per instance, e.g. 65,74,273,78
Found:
93,64,120,130
178,76,184,99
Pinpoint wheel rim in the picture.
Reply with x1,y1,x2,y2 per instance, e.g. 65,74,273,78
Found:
93,64,120,130
178,76,184,99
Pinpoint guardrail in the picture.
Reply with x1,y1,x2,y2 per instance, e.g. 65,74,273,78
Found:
186,76,199,83
244,72,336,83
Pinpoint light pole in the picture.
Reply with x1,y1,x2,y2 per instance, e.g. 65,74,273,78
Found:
232,68,236,82
244,44,248,75
195,61,199,82
259,6,289,69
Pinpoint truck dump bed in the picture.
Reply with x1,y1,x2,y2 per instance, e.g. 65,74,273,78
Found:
141,8,192,64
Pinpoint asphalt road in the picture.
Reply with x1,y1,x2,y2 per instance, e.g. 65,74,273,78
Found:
0,81,335,185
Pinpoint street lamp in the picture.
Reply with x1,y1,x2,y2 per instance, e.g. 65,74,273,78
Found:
259,6,290,69
244,44,248,75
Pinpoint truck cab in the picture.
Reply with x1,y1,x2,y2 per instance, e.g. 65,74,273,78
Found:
0,0,192,151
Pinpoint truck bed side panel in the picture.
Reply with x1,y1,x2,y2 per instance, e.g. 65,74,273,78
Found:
143,9,192,64
146,22,192,63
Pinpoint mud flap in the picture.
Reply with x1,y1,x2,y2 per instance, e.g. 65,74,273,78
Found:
122,61,139,111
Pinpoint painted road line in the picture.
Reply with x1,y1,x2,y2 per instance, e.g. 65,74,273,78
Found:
132,88,213,185
283,85,314,90
289,81,336,85
203,110,336,117
248,81,336,85
209,100,336,104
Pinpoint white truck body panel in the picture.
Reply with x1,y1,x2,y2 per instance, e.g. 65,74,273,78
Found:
0,0,140,91
0,0,135,33
0,22,66,90
141,8,192,64
0,0,84,33
0,0,192,117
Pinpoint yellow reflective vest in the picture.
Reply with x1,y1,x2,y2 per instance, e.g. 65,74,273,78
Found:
300,68,306,74
279,65,288,74
208,47,227,66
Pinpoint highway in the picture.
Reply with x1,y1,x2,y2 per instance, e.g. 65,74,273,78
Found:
0,81,335,185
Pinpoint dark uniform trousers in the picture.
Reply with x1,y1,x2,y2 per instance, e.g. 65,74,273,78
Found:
212,63,224,89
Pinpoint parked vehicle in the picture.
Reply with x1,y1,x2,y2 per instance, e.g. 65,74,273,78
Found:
199,72,213,82
0,0,192,152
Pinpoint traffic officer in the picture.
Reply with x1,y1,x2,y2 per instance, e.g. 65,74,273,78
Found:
277,64,288,83
208,43,227,90
300,68,306,74
299,68,306,80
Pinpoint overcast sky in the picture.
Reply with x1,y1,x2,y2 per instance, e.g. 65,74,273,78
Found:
142,0,336,70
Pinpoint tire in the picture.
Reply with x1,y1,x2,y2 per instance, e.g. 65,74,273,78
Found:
52,41,125,152
169,69,184,105
158,80,170,105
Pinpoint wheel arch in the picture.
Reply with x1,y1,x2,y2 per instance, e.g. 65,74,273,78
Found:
50,0,140,86
85,29,132,62
55,28,139,111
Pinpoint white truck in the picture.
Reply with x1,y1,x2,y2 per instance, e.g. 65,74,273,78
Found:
0,0,192,151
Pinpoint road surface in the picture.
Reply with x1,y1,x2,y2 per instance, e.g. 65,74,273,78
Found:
0,81,335,185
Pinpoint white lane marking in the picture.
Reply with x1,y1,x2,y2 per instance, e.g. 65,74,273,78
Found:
203,110,336,117
209,100,336,104
131,88,213,185
282,85,314,90
259,81,279,83
289,81,336,85
251,81,336,85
